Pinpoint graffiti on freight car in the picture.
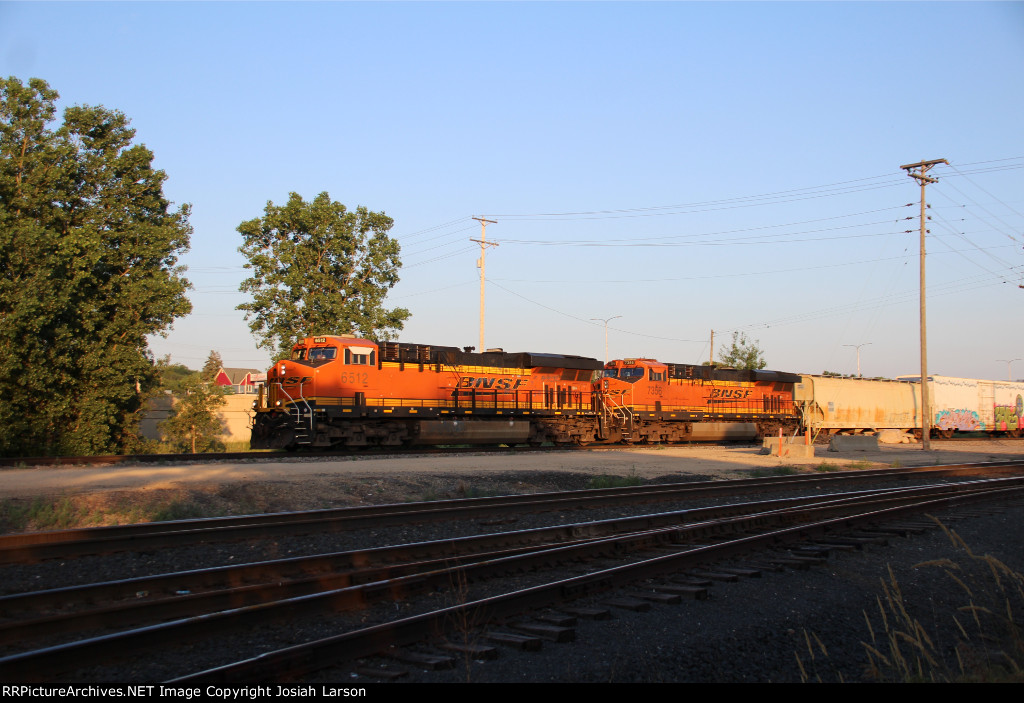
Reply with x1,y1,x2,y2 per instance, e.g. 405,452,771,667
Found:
935,408,983,431
993,394,1024,430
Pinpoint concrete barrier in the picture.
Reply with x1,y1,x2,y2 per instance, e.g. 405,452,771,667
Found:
759,437,815,458
877,429,917,444
828,434,879,452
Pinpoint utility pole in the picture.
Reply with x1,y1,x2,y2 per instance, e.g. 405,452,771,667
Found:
901,158,948,451
709,330,714,365
471,217,497,352
590,316,622,365
843,342,872,377
997,359,1021,382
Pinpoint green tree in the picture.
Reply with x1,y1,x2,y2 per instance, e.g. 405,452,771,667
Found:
160,374,227,453
237,192,410,358
201,350,223,382
717,331,766,370
156,357,197,395
0,77,192,456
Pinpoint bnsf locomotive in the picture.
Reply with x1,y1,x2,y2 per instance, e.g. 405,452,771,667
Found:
250,334,802,450
251,335,604,449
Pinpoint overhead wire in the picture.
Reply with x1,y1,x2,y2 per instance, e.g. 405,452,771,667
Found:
489,171,907,220
487,279,706,344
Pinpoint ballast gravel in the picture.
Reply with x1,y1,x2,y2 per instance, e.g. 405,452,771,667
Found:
3,442,1023,683
380,503,1024,683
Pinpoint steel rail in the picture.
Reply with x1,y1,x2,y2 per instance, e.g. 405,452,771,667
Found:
4,477,1013,642
2,460,1022,564
177,483,1024,683
3,479,1022,681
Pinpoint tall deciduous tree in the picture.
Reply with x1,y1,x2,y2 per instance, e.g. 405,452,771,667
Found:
0,77,192,456
237,192,410,358
160,374,228,454
717,331,767,370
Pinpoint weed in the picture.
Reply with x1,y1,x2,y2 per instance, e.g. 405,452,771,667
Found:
814,462,841,472
588,467,644,489
890,460,903,468
749,465,801,478
846,460,875,470
151,500,219,522
0,496,90,532
795,629,845,683
441,560,487,682
796,518,1024,682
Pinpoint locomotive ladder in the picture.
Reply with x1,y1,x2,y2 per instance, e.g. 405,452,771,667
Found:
288,405,313,446
277,383,314,446
600,391,635,440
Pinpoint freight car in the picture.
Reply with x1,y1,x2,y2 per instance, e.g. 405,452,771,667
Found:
795,374,1024,439
895,375,1024,438
251,334,604,449
794,375,921,439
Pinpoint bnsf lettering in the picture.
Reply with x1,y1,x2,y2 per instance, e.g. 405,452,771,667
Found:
281,376,313,385
708,388,752,399
457,377,528,390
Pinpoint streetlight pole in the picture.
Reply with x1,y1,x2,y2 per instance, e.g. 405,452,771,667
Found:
590,316,621,365
996,359,1021,382
843,343,872,377
471,217,497,352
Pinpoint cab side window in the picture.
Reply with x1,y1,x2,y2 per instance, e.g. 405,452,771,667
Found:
344,348,376,366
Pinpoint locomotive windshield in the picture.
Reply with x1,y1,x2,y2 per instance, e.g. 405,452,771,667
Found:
604,368,644,383
307,347,337,362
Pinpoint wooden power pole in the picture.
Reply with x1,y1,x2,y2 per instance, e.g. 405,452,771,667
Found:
471,217,497,352
901,158,948,451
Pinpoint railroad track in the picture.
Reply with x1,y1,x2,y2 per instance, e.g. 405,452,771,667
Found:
1,461,1022,682
2,460,1022,564
4,434,1020,469
0,442,696,469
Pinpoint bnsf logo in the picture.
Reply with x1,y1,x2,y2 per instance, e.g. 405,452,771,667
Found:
457,377,528,390
708,388,752,399
280,376,313,385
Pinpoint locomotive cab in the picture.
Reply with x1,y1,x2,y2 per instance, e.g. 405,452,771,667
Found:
602,358,669,399
263,335,379,411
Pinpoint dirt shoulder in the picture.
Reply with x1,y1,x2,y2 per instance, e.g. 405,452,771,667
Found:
1,440,1021,532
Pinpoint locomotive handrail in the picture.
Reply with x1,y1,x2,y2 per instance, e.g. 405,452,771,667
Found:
275,380,314,444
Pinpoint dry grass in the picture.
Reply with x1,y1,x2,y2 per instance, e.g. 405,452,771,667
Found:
797,517,1024,682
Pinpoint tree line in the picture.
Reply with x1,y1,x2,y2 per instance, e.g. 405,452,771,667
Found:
1,77,408,456
2,76,769,457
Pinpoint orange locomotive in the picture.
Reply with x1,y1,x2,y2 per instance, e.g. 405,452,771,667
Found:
599,358,801,443
251,334,605,449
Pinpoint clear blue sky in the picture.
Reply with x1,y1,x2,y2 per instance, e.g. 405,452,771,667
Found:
3,1,1022,379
